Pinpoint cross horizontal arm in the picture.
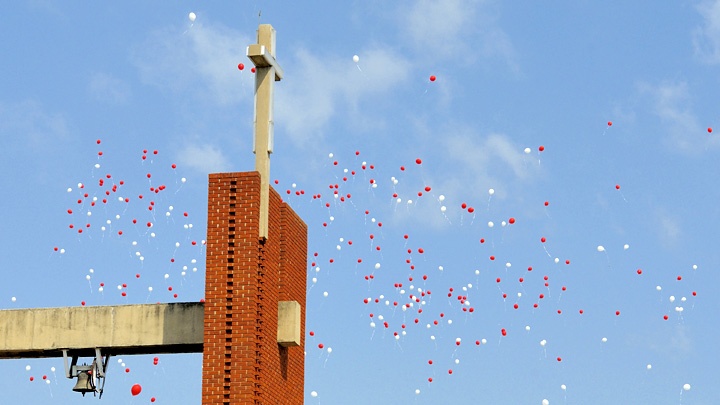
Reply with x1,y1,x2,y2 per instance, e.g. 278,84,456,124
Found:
247,44,283,80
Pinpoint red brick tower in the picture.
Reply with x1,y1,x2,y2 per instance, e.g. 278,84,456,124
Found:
202,172,306,404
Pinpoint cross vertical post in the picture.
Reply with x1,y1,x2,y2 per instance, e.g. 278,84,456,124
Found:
247,24,283,241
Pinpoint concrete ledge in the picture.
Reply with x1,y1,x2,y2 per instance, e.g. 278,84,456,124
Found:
0,303,204,359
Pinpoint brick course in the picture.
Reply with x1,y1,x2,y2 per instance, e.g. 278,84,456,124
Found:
203,172,306,405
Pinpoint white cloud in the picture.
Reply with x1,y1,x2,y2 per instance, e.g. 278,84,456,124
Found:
385,128,536,229
176,144,232,174
0,100,70,148
654,208,682,248
277,46,412,145
398,0,518,70
444,131,530,182
132,22,252,105
88,72,130,103
693,0,720,63
637,80,709,153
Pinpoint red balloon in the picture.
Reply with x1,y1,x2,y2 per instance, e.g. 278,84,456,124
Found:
508,217,515,224
538,145,545,152
607,121,613,126
708,127,713,133
429,75,436,82
541,237,546,243
238,63,245,70
131,383,142,396
415,158,422,164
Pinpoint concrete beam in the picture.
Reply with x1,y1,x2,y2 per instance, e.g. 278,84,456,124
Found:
0,303,204,359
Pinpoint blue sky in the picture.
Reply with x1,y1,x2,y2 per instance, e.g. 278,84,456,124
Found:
1,1,720,404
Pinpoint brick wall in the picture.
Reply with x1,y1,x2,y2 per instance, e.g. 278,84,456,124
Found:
203,172,307,405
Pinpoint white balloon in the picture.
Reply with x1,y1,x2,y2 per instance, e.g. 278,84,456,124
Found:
352,55,359,63
597,245,605,252
623,244,630,250
311,391,318,397
646,364,652,370
542,399,549,405
488,188,495,195
524,147,531,154
415,389,420,395
188,12,196,22
323,291,328,297
51,367,56,372
11,297,16,302
438,195,445,201
25,365,31,371
601,337,607,343
683,383,691,391
560,384,566,391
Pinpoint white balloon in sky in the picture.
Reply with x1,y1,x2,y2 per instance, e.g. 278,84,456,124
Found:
415,389,420,395
540,339,547,346
352,55,359,63
683,383,691,391
561,384,566,391
488,188,495,195
488,221,494,228
51,367,55,372
601,337,607,343
11,297,16,302
311,391,318,397
692,264,698,270
646,364,652,370
438,195,445,201
188,12,196,22
524,147,532,154
623,244,630,250
542,399,549,405
323,291,328,297
597,245,605,252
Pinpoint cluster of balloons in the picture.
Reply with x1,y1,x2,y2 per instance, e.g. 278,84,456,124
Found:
297,142,700,403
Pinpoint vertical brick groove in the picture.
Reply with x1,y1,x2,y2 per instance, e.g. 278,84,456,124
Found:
203,172,306,404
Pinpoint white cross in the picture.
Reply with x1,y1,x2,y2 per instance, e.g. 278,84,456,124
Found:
247,24,283,240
